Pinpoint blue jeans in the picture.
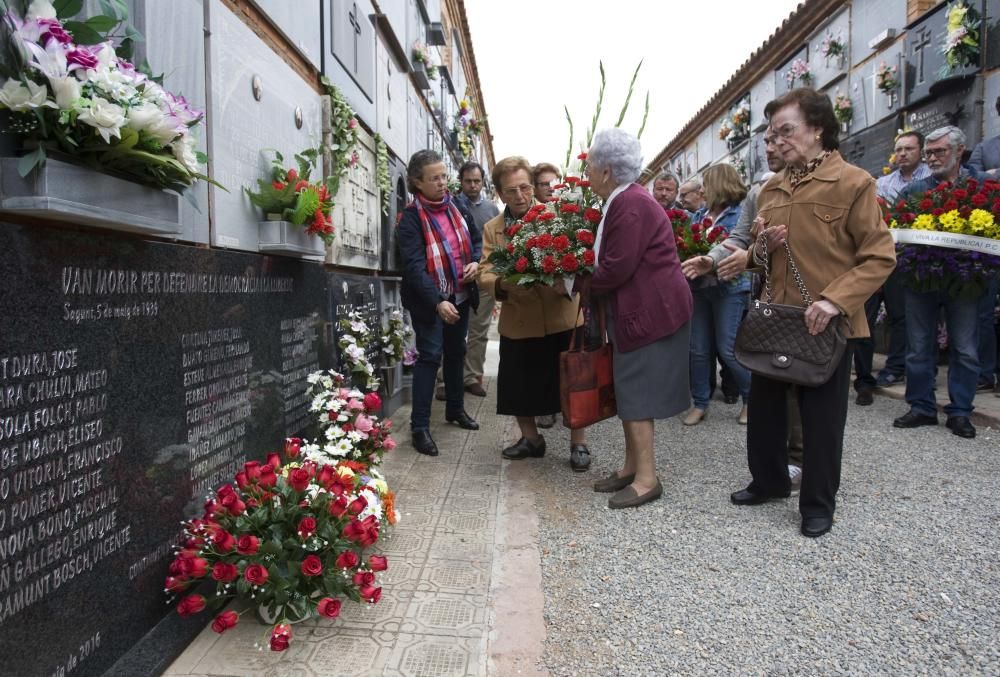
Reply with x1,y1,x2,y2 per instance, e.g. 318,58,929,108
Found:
689,285,751,410
903,288,980,418
976,277,999,385
410,301,471,431
853,270,907,390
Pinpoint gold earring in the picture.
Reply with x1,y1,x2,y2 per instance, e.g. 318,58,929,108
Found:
815,135,821,141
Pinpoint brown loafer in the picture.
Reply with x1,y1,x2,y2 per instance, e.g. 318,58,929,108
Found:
593,472,635,493
464,383,487,397
608,480,663,509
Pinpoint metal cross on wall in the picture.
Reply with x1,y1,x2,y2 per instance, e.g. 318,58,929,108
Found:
911,26,933,86
348,2,362,73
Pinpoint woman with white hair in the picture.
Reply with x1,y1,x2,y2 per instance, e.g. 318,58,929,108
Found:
582,128,694,508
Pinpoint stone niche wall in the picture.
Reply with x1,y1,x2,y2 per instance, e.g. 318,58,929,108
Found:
0,222,334,676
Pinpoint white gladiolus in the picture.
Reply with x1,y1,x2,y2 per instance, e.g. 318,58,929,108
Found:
0,78,54,111
76,96,126,143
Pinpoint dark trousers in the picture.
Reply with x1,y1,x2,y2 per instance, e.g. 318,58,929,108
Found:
410,301,471,431
747,348,853,519
853,271,907,391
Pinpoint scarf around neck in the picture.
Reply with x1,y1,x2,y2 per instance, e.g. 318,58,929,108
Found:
411,193,473,297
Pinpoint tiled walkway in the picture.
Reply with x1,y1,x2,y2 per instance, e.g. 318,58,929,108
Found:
165,356,516,676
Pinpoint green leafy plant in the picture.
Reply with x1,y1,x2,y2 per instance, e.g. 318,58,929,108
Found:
245,149,335,245
374,133,390,215
321,77,359,200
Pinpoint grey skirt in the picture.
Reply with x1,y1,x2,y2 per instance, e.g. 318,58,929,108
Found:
610,316,691,421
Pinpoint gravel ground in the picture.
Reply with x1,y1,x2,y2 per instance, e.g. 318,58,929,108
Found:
516,394,999,676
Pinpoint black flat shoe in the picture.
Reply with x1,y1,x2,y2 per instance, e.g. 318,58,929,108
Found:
501,436,545,460
730,487,790,505
569,444,591,472
855,389,874,406
945,416,976,439
801,515,833,538
892,410,938,428
412,430,439,456
446,411,479,430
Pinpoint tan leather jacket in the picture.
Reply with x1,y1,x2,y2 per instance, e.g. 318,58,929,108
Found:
478,210,582,339
746,151,896,338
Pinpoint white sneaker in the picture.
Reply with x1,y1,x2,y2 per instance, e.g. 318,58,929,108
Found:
787,464,802,493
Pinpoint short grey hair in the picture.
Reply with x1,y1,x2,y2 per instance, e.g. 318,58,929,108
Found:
925,125,966,150
589,128,643,185
679,179,703,191
655,170,680,186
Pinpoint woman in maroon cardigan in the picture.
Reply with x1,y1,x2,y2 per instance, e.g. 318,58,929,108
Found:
585,128,694,509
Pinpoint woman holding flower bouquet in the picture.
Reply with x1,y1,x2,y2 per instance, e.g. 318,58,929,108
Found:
478,156,594,472
584,129,693,508
679,163,753,426
398,150,482,457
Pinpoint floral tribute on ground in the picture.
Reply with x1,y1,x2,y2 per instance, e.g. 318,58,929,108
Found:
487,162,601,288
885,177,1000,297
0,0,213,190
165,369,398,652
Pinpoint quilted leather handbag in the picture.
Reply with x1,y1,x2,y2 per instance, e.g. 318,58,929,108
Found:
560,303,617,429
735,235,847,387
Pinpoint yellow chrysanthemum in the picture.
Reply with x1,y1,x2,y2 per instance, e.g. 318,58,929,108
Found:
336,466,355,478
937,210,966,233
968,209,994,235
888,219,899,229
912,214,935,231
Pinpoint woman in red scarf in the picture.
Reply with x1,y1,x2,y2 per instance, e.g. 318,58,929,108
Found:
398,150,483,456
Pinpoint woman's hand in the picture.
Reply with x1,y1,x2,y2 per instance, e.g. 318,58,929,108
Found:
436,300,460,325
761,225,788,253
461,261,479,283
717,242,749,280
681,255,713,280
804,299,841,336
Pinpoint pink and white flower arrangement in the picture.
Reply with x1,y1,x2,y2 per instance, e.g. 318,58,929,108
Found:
0,0,210,190
875,61,899,94
784,59,812,88
304,369,397,467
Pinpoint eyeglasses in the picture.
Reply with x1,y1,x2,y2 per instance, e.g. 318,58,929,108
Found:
924,147,952,158
534,181,553,189
769,123,800,139
501,184,534,197
679,189,702,199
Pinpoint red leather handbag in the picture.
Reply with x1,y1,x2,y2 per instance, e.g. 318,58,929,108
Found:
560,304,617,429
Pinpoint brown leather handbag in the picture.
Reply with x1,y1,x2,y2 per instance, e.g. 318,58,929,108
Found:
560,303,617,429
735,236,847,387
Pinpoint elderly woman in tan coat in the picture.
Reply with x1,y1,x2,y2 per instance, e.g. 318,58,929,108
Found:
478,156,591,471
730,88,896,538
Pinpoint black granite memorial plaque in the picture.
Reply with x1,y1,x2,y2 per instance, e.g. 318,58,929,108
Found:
905,81,982,150
905,3,979,107
0,222,331,677
840,116,900,177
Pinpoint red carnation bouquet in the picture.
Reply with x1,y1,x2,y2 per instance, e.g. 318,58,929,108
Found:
672,213,728,262
165,370,399,652
487,171,602,287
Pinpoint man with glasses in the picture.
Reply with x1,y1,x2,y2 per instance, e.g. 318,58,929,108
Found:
853,131,931,406
893,126,984,439
678,179,707,220
452,162,500,398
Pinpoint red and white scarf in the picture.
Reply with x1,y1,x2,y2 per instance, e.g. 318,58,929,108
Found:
410,193,474,297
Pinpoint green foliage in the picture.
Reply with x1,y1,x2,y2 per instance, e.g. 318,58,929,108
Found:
321,77,360,200
373,134,391,215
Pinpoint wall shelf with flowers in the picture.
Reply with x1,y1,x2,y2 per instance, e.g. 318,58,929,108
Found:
0,1,218,236
833,90,853,133
784,59,813,89
820,31,847,70
452,93,485,161
246,149,333,257
725,97,750,151
410,41,437,90
875,61,900,109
